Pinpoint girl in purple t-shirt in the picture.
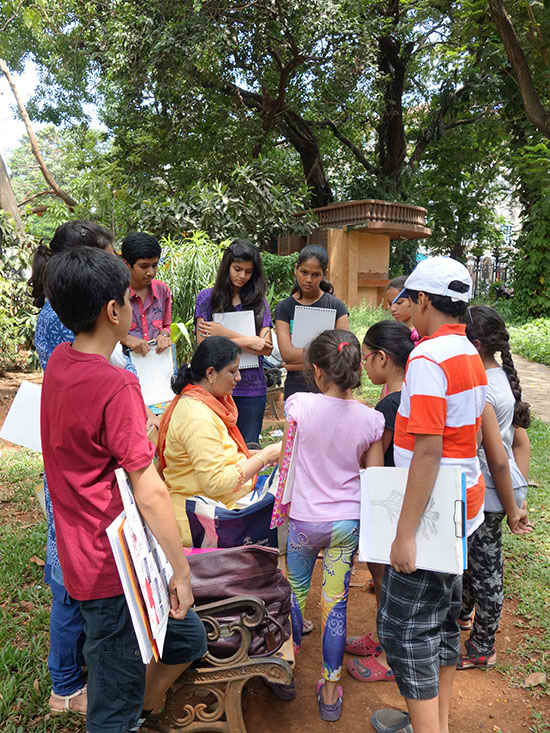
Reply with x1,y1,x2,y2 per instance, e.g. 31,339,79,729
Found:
194,240,273,444
284,329,384,721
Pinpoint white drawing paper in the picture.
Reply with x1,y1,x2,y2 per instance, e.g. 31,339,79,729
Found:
131,347,174,405
359,466,466,574
213,311,259,369
106,512,154,664
0,381,42,452
115,469,172,657
291,306,336,348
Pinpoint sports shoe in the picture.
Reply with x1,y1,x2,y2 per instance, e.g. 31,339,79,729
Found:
49,684,87,715
371,708,412,732
457,639,496,670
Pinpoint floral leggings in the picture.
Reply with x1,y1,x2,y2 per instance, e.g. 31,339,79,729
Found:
286,518,359,681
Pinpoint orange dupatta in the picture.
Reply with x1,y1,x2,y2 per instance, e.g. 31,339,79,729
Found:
157,384,251,473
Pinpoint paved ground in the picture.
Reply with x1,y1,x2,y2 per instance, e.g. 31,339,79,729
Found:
512,353,550,423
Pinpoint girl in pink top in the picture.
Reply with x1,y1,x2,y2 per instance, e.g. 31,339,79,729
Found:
284,329,384,721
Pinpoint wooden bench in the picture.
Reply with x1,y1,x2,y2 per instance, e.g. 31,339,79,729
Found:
157,596,294,733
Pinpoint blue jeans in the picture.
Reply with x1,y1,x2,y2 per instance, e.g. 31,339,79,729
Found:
234,394,267,444
47,570,86,696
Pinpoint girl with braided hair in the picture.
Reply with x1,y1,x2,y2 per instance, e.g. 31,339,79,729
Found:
457,305,533,670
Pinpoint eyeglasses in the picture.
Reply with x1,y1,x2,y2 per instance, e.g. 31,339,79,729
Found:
362,351,378,364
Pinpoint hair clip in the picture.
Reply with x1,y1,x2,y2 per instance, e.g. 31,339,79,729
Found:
337,341,350,353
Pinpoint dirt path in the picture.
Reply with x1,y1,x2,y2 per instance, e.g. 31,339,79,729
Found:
0,369,548,732
512,353,550,424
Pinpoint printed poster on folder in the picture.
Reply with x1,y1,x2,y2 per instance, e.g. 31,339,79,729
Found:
359,466,467,575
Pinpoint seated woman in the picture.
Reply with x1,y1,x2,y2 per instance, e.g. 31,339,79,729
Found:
157,336,281,545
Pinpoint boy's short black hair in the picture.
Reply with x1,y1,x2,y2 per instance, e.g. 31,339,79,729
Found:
121,232,161,266
46,247,130,334
407,289,468,318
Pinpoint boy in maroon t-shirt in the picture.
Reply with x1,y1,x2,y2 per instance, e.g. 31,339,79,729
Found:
41,247,206,733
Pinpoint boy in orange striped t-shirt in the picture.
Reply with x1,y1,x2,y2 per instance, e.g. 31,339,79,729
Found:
372,257,487,733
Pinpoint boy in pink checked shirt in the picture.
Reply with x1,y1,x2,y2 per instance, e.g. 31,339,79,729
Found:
120,232,172,356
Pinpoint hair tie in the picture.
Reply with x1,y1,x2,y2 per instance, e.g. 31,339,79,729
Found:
337,341,350,353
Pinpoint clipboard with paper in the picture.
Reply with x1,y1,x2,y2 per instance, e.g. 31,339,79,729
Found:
291,305,337,348
359,466,467,574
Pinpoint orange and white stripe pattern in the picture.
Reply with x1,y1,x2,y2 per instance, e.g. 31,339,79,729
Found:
394,324,488,534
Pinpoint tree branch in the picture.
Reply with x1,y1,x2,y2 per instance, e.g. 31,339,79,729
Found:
17,189,58,207
0,58,77,209
488,0,550,138
316,119,376,175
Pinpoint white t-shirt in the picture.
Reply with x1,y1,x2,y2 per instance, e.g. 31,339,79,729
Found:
478,367,527,512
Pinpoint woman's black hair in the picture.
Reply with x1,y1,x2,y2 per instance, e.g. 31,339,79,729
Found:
363,320,415,370
291,244,334,297
465,305,530,428
29,220,114,308
172,336,241,394
306,329,361,391
210,239,266,332
387,275,407,292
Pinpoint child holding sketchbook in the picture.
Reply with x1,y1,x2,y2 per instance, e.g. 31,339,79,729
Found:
195,240,273,444
283,329,384,721
457,305,532,670
41,246,207,733
274,244,349,399
371,257,487,733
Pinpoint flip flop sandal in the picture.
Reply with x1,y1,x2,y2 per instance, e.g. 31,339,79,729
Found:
345,633,382,657
457,641,496,670
316,679,343,722
346,656,395,682
371,708,412,733
302,618,314,635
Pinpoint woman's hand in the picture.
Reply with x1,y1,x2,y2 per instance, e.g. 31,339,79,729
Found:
260,441,282,466
156,333,172,352
246,335,267,352
197,319,225,338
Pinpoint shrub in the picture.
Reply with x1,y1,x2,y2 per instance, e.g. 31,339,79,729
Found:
262,252,299,309
508,319,550,367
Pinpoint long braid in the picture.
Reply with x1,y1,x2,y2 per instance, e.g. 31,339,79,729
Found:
500,342,531,428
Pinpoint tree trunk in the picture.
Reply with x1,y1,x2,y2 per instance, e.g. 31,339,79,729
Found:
0,58,77,209
488,0,550,138
0,154,25,236
280,111,334,208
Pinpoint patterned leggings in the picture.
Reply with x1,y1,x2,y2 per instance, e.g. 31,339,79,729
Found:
286,518,359,681
460,511,505,655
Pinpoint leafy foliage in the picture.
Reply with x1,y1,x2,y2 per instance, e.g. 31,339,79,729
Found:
262,252,299,309
508,319,550,367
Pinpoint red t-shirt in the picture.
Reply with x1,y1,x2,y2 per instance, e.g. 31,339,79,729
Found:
41,343,155,600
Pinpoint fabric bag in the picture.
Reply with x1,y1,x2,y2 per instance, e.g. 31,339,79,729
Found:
186,469,279,549
188,544,291,657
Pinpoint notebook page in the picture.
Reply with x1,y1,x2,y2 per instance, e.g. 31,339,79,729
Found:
291,305,337,348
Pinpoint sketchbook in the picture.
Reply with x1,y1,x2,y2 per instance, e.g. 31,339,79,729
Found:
359,466,467,575
213,311,259,369
131,347,175,406
0,381,42,452
270,419,298,528
291,305,337,348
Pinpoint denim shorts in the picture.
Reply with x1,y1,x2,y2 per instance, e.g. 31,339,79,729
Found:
377,567,462,700
80,595,207,733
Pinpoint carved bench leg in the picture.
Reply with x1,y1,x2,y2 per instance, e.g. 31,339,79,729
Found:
224,679,247,733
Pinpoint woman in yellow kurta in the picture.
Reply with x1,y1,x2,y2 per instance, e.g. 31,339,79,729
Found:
158,336,281,545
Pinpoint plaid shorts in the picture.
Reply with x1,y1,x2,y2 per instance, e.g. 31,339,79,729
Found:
377,567,462,700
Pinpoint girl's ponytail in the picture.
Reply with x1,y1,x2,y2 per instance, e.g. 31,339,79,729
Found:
500,343,531,428
319,278,334,295
28,243,53,308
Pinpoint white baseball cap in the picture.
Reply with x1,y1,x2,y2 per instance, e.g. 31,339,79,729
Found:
404,256,472,303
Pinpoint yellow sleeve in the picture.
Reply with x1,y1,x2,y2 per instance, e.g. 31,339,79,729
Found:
174,407,246,499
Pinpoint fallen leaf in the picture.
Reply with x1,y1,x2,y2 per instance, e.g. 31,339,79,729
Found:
29,555,45,567
19,600,33,612
523,672,546,688
33,678,40,693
